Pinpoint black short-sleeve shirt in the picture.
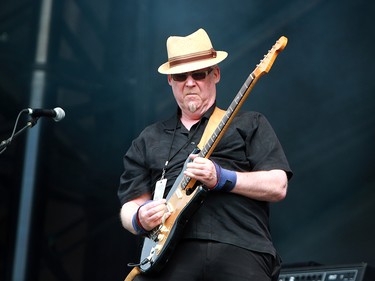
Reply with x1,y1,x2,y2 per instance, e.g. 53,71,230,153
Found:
118,105,292,256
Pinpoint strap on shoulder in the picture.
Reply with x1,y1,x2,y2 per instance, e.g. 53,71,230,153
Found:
197,107,226,150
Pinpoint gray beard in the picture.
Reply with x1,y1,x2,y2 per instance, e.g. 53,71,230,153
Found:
188,102,197,113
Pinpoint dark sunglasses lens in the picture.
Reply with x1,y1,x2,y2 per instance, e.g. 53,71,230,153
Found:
172,74,187,81
172,69,211,82
191,71,207,80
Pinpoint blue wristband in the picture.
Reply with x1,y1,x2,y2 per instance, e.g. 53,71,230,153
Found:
212,161,237,192
131,200,152,236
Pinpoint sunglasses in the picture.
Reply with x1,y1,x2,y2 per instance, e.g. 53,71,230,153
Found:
171,68,213,82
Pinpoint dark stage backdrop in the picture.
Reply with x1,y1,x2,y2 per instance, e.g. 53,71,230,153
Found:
1,0,374,280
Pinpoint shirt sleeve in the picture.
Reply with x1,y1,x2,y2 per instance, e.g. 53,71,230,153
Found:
246,112,293,180
117,133,152,205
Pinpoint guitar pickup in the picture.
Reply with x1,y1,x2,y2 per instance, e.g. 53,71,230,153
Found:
161,213,169,224
166,202,174,213
175,188,183,199
157,233,165,242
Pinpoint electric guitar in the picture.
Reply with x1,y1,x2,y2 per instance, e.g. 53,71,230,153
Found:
126,35,288,279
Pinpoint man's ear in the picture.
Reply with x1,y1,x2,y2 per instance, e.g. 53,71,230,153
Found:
167,75,173,85
213,66,221,84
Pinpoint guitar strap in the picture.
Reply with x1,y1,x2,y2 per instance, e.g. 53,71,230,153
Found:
197,106,226,150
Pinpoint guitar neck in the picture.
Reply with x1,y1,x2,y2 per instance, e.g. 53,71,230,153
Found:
198,71,259,159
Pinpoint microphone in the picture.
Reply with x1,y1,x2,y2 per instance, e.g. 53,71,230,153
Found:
27,107,66,122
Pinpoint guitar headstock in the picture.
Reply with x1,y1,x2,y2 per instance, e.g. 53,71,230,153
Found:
253,36,288,78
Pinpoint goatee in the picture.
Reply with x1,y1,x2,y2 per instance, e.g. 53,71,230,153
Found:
188,102,197,113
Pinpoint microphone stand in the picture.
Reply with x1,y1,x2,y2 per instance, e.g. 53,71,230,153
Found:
0,115,39,155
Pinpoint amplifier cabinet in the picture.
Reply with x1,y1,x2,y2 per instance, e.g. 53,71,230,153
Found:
279,262,374,281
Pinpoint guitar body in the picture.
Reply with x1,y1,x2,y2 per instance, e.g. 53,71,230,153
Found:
138,157,209,274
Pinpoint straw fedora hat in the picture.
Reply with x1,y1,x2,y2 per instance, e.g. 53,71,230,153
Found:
158,28,228,75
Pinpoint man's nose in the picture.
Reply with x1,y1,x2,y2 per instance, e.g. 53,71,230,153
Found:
185,75,197,86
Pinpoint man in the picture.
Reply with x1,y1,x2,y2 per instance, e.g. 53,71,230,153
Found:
118,28,292,281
